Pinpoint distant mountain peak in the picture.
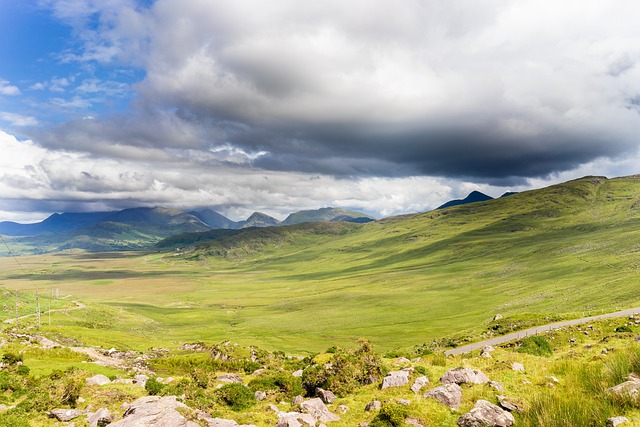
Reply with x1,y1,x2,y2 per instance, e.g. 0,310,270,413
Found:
437,191,493,210
281,207,374,225
241,212,280,228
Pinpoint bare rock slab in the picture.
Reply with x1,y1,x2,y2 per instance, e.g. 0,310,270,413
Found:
423,383,463,410
300,398,340,423
88,408,112,427
109,395,200,427
381,370,410,389
441,367,490,385
457,400,515,427
49,409,84,422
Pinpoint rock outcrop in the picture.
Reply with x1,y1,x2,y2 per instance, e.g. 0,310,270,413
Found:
48,409,84,422
300,398,340,423
457,400,515,427
109,395,200,426
411,376,429,394
381,370,410,389
440,367,490,385
423,383,463,409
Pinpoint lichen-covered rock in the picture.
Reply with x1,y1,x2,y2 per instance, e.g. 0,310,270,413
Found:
315,388,336,404
109,395,200,426
86,374,111,386
48,409,84,422
300,398,340,423
411,376,429,394
381,370,410,389
423,383,463,409
88,408,112,427
364,400,382,412
440,367,490,385
457,400,515,427
607,416,630,427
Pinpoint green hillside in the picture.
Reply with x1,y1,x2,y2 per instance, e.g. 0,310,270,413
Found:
281,207,375,225
2,175,640,354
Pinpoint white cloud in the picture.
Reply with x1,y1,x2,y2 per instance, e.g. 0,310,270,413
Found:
0,113,39,127
0,79,20,96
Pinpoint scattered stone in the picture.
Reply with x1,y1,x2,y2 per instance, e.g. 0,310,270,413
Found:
602,348,609,355
456,399,515,427
88,408,112,427
217,374,243,383
86,374,111,386
255,391,266,401
381,370,410,389
497,396,525,413
276,411,317,427
300,398,340,423
269,404,281,414
78,397,86,403
133,374,148,388
395,357,411,365
547,376,559,384
48,409,85,422
606,378,640,400
493,314,503,321
440,367,490,385
397,398,411,405
480,350,492,358
423,383,463,410
365,400,382,411
315,388,336,404
109,395,199,426
482,345,495,353
488,381,504,392
292,369,303,378
292,395,304,406
607,416,630,427
569,338,576,344
411,376,429,394
336,405,349,414
178,342,208,352
405,418,424,427
358,423,370,427
511,362,525,372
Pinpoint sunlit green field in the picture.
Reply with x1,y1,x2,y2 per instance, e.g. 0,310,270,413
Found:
1,175,640,353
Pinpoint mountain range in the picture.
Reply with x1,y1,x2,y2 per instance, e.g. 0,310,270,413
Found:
0,206,375,255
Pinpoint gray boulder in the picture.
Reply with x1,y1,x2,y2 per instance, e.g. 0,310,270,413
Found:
300,398,340,423
276,411,317,427
381,370,410,389
86,374,111,386
488,381,504,392
423,383,463,410
315,388,337,404
606,378,640,400
497,395,525,413
255,391,267,401
365,400,382,411
457,400,515,427
88,408,112,427
511,362,525,372
440,367,490,385
133,374,149,388
48,409,84,422
109,395,200,426
607,416,630,427
411,376,429,394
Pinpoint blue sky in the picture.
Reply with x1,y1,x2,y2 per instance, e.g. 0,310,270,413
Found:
2,1,640,223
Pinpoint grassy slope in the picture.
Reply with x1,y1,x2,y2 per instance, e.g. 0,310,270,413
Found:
1,175,640,353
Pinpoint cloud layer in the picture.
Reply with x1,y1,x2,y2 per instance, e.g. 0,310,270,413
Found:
3,1,640,221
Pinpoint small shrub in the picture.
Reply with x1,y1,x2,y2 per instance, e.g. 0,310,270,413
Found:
15,365,29,376
431,353,447,367
518,336,553,357
414,365,427,375
2,353,23,366
615,325,633,333
370,403,410,427
215,383,255,411
145,377,164,396
248,371,303,399
0,413,30,427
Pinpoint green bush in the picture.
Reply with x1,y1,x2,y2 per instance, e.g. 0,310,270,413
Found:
615,325,633,333
2,353,23,366
302,339,385,397
215,383,256,411
0,413,30,427
518,336,553,357
248,371,303,398
414,365,427,375
15,365,29,376
145,377,164,395
370,403,410,427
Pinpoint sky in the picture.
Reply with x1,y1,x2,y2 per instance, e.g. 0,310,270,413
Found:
1,0,640,223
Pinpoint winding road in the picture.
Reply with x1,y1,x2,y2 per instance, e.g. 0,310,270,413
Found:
444,306,640,356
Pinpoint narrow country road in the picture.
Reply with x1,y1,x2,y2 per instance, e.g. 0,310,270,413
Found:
445,306,640,356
